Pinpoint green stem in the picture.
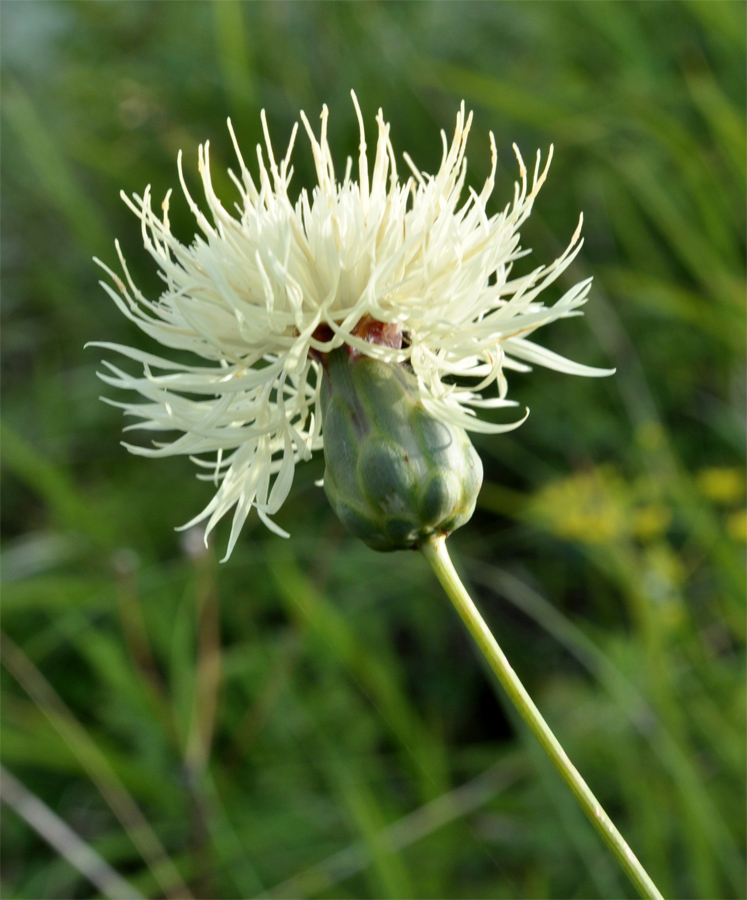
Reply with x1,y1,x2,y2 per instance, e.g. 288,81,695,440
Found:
420,535,664,900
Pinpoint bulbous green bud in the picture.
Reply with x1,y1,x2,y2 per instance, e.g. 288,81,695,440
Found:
320,348,483,551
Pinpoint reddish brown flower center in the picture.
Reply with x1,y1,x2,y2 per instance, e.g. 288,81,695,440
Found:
309,315,403,364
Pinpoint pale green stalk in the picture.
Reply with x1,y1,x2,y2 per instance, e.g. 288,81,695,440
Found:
420,535,664,900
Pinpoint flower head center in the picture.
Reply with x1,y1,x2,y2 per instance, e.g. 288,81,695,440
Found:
352,315,403,354
310,315,403,365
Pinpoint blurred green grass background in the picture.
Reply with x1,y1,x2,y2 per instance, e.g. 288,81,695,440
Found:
1,2,745,898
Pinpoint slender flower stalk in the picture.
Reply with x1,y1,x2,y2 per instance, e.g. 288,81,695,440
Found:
420,535,664,900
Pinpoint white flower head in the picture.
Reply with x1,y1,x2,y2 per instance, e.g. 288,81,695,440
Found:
93,92,611,559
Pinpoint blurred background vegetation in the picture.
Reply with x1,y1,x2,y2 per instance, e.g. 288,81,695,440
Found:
1,2,745,898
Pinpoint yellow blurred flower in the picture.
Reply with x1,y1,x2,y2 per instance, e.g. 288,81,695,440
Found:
725,509,747,542
631,504,671,541
530,467,627,545
695,467,745,504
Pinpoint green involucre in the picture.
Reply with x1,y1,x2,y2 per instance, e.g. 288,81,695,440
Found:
321,349,483,550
